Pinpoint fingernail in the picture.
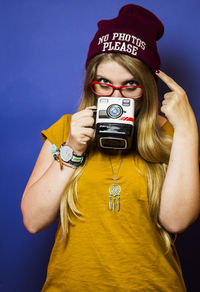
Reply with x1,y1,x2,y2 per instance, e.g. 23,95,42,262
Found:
155,70,160,74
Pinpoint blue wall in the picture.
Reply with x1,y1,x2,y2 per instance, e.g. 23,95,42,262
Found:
1,0,200,291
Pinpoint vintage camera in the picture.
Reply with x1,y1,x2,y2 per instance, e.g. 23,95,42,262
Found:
94,97,135,150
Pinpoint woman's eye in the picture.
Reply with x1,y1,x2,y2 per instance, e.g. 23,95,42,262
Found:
98,78,110,84
126,80,138,86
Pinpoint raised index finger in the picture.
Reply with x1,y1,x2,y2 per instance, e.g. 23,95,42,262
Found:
156,70,184,93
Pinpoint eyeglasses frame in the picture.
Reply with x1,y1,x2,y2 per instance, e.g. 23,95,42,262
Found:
90,81,143,99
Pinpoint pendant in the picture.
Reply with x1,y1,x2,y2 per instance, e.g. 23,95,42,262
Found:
109,183,121,212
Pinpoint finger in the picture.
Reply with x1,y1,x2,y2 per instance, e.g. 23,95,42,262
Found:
81,106,97,117
84,106,97,117
156,70,184,93
80,141,87,145
163,92,173,99
79,117,94,127
81,108,96,117
80,135,92,143
160,105,167,115
81,128,95,138
162,100,168,105
74,109,94,119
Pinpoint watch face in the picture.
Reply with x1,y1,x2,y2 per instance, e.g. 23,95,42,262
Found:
60,145,73,162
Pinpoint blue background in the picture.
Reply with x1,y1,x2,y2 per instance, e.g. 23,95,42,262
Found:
0,0,200,291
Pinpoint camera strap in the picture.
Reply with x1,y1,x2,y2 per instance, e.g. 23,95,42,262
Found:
108,155,123,212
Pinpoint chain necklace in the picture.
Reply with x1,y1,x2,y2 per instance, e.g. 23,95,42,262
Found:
108,155,123,212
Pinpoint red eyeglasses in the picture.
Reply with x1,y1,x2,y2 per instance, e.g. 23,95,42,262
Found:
90,81,143,99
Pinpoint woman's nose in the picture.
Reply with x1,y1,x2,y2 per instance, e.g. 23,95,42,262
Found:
111,89,123,98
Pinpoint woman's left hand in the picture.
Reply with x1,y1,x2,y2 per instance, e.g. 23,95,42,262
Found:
156,71,200,233
156,70,196,133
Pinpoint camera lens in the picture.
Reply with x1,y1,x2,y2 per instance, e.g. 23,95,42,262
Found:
107,104,123,119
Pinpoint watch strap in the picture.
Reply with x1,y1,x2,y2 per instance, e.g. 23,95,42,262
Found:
68,152,86,166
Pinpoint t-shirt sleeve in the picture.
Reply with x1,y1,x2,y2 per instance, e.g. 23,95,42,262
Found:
41,114,72,147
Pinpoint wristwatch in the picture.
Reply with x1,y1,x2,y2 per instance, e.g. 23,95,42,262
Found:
59,143,85,167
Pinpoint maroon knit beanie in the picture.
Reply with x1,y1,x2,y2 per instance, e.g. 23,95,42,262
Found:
86,4,164,72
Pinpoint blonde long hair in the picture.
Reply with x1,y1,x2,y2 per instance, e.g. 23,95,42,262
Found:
60,53,173,251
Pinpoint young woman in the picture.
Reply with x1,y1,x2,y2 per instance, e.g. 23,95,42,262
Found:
21,4,199,291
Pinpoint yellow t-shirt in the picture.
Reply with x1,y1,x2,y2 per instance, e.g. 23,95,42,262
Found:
41,115,187,292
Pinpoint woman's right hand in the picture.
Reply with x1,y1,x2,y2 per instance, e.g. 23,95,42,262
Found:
66,106,96,155
21,107,96,233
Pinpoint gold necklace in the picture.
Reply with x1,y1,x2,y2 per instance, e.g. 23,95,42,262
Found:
108,155,123,212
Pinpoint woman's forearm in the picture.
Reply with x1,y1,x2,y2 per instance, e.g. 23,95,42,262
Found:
159,120,200,233
21,160,75,233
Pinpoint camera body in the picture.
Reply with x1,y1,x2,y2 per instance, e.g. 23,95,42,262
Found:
95,97,135,150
